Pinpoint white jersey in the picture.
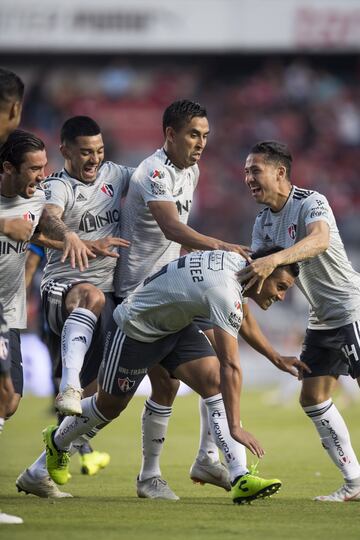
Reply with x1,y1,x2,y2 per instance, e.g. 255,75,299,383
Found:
0,188,45,328
114,250,247,342
251,185,360,330
41,162,133,292
114,148,199,298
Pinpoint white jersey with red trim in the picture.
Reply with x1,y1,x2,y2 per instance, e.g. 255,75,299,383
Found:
114,250,247,342
114,148,199,298
251,185,360,329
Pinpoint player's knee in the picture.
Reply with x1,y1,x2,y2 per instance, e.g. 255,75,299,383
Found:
5,394,21,419
66,283,105,315
299,390,327,407
96,392,130,420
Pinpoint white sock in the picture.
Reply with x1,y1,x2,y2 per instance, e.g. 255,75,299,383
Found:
196,397,219,463
139,399,172,481
60,307,97,392
27,451,47,478
303,399,360,481
54,396,109,451
204,393,247,482
0,417,4,434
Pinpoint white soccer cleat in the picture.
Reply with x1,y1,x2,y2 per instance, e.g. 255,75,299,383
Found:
16,468,73,498
314,483,360,502
190,456,231,491
136,476,179,500
0,512,23,524
55,386,83,416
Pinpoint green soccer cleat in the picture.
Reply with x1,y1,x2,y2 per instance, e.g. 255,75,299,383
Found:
80,451,111,476
231,469,282,504
42,425,71,485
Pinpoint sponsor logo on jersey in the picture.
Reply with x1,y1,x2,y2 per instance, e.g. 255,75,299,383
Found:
0,240,28,254
79,209,120,233
208,251,224,272
101,183,114,198
288,223,297,240
150,180,166,196
234,300,241,310
263,222,273,227
150,169,165,180
76,192,87,202
0,337,9,361
173,187,183,197
264,234,272,242
175,199,191,215
118,377,136,392
23,211,36,222
228,312,242,330
310,209,327,219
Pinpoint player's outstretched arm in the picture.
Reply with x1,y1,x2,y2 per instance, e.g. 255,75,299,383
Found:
0,217,33,242
239,304,310,379
213,325,265,458
238,221,330,293
148,200,251,261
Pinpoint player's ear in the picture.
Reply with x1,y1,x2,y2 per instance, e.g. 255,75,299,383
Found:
165,126,176,143
2,160,15,175
278,165,287,181
60,144,69,160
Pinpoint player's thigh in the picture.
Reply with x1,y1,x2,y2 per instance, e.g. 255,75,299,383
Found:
148,364,180,406
300,375,338,406
173,355,220,398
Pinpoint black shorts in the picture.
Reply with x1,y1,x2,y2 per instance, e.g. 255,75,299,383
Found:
9,329,23,395
0,303,11,376
41,278,88,335
98,321,215,396
193,316,214,333
301,321,360,379
43,282,116,388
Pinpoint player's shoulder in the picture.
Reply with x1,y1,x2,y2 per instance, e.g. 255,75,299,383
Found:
292,185,329,207
254,206,271,221
43,170,71,189
99,160,131,177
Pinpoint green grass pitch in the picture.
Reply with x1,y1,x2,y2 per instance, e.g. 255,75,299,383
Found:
1,391,360,540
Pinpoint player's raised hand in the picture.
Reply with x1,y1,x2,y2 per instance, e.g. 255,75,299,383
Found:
230,426,265,458
61,231,96,271
273,355,311,380
0,218,33,242
217,242,252,262
86,236,130,258
237,254,277,293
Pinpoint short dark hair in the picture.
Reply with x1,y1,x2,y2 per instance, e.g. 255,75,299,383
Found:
162,100,207,134
251,246,299,278
249,141,292,180
61,116,101,144
0,129,45,173
0,68,24,109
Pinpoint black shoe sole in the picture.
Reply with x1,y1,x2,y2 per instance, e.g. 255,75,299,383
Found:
233,482,281,505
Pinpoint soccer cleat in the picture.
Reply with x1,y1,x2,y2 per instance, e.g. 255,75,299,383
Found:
231,471,282,504
55,386,83,416
314,483,360,502
0,512,23,524
136,476,179,500
43,425,71,485
16,468,73,498
80,451,111,476
190,457,231,491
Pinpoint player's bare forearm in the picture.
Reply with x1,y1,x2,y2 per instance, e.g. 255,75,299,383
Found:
38,207,70,241
239,305,278,362
272,225,330,267
219,362,242,431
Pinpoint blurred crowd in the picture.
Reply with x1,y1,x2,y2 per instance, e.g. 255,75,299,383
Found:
5,54,360,246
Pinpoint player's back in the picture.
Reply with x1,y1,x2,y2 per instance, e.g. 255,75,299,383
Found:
114,250,245,342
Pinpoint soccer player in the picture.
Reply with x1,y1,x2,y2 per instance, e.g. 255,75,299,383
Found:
16,116,132,496
114,99,254,499
0,128,88,500
42,247,300,504
40,116,132,416
239,140,360,502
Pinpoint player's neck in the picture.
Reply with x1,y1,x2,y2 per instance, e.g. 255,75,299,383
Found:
163,145,185,170
268,184,292,212
0,175,17,198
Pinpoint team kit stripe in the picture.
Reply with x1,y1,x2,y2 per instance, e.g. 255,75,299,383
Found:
103,328,126,392
305,402,333,418
352,320,360,348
